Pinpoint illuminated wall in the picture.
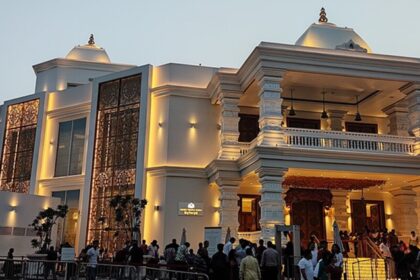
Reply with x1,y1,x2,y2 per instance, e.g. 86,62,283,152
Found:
87,75,142,251
0,99,39,193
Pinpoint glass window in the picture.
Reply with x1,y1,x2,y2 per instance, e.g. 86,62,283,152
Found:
55,118,86,177
52,190,80,247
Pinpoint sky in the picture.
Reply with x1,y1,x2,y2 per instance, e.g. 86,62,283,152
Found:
1,0,420,104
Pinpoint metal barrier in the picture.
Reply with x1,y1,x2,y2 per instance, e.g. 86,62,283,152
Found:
0,259,209,280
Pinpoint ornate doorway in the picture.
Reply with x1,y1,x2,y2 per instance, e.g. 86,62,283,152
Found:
292,201,325,248
238,195,261,232
285,188,332,248
351,200,385,233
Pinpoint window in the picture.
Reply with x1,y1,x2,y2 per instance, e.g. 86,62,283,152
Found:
52,190,80,247
0,99,39,193
238,114,259,142
54,118,86,177
287,118,321,129
345,122,378,134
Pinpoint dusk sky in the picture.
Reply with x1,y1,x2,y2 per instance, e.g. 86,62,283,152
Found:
1,0,419,103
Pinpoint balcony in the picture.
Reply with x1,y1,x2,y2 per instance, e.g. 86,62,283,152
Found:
239,127,416,156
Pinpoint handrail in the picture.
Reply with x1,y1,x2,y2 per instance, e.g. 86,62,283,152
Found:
366,237,384,260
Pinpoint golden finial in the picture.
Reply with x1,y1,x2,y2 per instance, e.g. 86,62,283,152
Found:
88,34,95,45
319,7,328,23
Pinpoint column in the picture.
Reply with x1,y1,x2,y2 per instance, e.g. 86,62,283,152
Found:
331,190,350,231
391,187,418,239
400,83,420,155
257,167,287,242
218,97,241,160
256,74,284,147
413,187,420,236
382,102,409,136
217,181,240,239
327,110,347,131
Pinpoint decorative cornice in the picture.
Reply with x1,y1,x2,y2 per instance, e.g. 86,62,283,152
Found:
151,85,209,99
207,71,242,104
38,175,85,189
46,102,91,119
147,166,207,178
284,176,385,190
33,58,135,74
205,160,241,186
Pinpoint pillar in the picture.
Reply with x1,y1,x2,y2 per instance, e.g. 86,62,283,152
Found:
327,110,347,131
257,167,287,242
391,187,418,239
217,180,240,239
256,73,284,147
218,97,241,160
382,101,409,136
400,83,420,155
413,186,420,237
331,190,350,231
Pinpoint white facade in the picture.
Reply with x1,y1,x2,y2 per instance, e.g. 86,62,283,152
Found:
1,12,420,255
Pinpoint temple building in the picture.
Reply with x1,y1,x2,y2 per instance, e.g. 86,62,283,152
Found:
1,9,420,256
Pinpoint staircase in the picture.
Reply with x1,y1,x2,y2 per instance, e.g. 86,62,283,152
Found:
344,257,387,280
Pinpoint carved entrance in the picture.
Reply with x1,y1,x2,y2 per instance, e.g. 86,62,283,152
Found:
238,195,261,232
285,188,332,248
351,200,385,233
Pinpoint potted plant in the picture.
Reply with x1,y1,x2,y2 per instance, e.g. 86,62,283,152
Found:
28,205,68,257
99,195,147,246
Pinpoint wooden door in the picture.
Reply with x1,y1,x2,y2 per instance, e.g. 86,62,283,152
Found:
351,200,385,233
238,195,261,232
292,201,325,248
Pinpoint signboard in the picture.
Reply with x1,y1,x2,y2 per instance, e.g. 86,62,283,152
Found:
178,202,203,216
204,227,222,256
61,247,75,261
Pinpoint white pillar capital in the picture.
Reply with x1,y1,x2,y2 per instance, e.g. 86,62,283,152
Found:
326,110,347,131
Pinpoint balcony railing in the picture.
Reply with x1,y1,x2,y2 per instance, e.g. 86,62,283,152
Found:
239,128,416,156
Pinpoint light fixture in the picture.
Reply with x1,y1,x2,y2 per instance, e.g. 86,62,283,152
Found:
216,124,221,130
9,206,17,212
158,122,163,127
289,88,296,116
154,205,161,211
355,96,362,121
321,91,328,119
189,122,196,128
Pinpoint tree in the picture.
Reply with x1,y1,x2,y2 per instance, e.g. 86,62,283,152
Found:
100,195,147,243
29,205,68,252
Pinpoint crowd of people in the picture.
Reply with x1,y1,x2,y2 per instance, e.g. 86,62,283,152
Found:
3,229,420,279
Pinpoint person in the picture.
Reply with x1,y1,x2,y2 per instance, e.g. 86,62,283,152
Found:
317,240,329,262
224,237,236,256
388,229,399,247
379,238,395,278
314,251,331,280
341,231,350,256
148,240,159,259
129,241,143,266
235,239,248,266
409,231,419,248
175,242,190,263
399,240,408,253
210,243,229,280
86,240,100,280
239,248,261,280
298,249,314,280
260,241,280,280
255,239,266,264
330,244,343,280
140,240,148,254
191,250,208,274
186,249,196,265
197,240,210,272
164,239,179,265
44,246,58,280
4,248,14,279
283,241,294,278
228,249,239,280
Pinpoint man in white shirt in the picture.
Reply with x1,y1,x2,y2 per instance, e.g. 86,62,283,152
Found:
86,240,100,280
298,250,314,280
223,237,236,256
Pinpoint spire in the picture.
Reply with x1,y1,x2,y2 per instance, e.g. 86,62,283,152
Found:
319,7,328,23
88,34,95,46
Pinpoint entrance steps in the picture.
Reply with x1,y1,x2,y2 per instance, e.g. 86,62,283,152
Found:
344,257,387,280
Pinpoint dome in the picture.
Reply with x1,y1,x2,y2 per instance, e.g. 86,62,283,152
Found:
295,8,371,53
66,34,111,63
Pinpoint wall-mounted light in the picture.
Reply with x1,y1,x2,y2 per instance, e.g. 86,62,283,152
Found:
324,206,331,217
189,122,196,128
158,122,163,128
154,205,161,211
49,139,55,145
9,206,17,212
213,206,220,212
216,124,221,130
385,214,392,220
